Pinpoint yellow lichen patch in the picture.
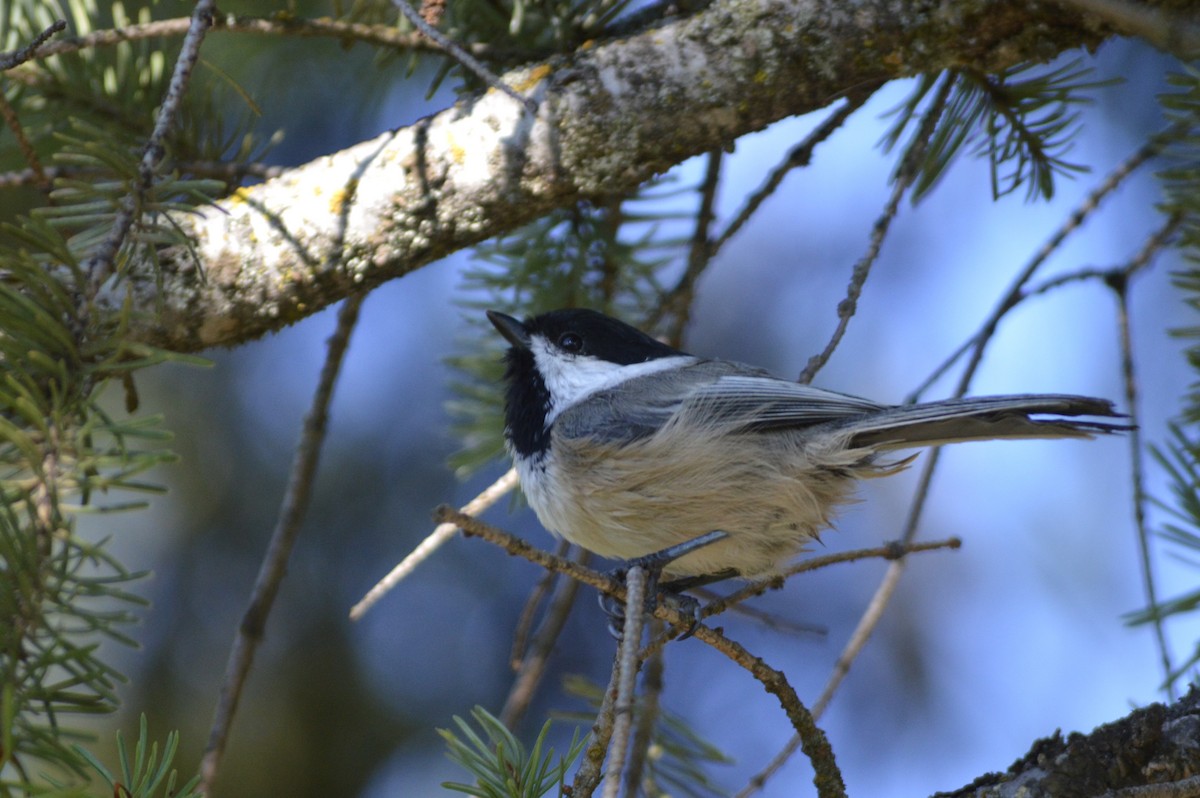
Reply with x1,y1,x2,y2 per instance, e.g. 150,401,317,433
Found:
447,132,467,165
329,178,358,215
513,63,551,93
229,186,253,205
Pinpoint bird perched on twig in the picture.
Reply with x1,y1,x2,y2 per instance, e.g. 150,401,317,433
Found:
488,307,1129,582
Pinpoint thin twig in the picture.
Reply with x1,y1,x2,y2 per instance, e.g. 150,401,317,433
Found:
704,537,961,622
0,20,65,196
1025,213,1183,299
622,626,664,796
435,505,630,597
688,623,846,798
908,123,1183,403
437,507,846,798
349,467,518,619
1114,277,1172,698
509,539,573,668
603,566,648,798
199,292,366,796
0,19,66,71
388,0,536,113
734,487,947,797
0,93,47,191
1107,215,1184,701
798,73,954,385
499,549,589,729
21,14,514,62
660,149,722,346
82,0,215,293
697,594,827,637
712,86,881,255
572,652,622,796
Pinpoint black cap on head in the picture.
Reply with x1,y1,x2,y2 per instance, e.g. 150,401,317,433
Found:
519,308,685,364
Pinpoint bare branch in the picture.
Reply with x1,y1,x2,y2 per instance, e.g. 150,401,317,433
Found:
711,85,880,255
658,149,723,346
690,624,846,798
389,0,536,112
499,548,589,729
622,636,665,796
84,0,216,292
908,122,1183,404
0,93,47,192
1105,215,1185,702
349,467,517,620
603,566,648,798
435,506,848,797
798,73,954,384
23,14,514,62
573,653,622,796
0,19,66,70
200,292,366,795
704,537,961,623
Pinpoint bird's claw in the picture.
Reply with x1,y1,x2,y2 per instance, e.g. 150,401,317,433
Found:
598,530,730,640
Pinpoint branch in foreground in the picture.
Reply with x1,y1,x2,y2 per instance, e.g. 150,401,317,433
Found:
114,0,1116,352
602,565,648,798
433,506,851,797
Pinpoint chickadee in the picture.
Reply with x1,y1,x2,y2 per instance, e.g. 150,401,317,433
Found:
487,308,1127,581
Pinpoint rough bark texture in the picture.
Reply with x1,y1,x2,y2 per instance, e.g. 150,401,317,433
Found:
117,0,1117,351
937,687,1200,798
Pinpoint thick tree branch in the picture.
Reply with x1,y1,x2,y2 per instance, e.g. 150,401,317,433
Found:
938,687,1200,797
118,0,1118,351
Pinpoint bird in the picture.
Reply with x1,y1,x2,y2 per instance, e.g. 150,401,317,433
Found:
487,307,1128,582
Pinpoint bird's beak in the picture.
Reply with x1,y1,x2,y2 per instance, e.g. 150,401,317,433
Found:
487,310,531,350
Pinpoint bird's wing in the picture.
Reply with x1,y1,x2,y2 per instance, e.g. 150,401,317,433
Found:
555,360,886,443
684,374,886,428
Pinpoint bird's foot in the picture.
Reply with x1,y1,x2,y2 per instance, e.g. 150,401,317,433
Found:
599,530,730,640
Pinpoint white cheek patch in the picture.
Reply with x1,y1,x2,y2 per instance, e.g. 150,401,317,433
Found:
530,337,694,425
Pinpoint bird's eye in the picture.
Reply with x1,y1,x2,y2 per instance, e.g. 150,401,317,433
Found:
558,332,583,353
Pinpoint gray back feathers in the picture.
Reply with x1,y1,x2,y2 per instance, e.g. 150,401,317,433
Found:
556,358,1129,451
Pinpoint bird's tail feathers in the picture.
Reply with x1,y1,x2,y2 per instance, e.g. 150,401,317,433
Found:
839,394,1131,451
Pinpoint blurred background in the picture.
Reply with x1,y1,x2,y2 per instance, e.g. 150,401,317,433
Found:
59,9,1195,798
